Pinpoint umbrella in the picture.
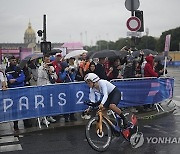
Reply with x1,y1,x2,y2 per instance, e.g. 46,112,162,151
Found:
114,50,130,58
19,53,43,69
89,50,120,59
154,55,172,62
64,49,88,59
49,49,62,55
86,50,97,59
132,49,158,57
23,53,43,61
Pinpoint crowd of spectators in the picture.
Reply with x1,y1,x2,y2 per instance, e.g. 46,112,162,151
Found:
0,50,167,131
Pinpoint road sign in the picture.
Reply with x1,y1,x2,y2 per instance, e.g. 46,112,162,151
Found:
127,31,142,37
125,0,140,11
126,16,141,31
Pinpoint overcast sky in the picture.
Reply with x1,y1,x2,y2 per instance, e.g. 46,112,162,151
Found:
0,0,180,45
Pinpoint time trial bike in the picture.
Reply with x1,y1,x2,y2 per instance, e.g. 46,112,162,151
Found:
84,101,144,152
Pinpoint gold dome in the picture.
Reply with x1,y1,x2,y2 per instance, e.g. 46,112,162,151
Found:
25,22,35,35
24,21,36,44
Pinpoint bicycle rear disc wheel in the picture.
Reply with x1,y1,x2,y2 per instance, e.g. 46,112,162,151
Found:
85,117,112,152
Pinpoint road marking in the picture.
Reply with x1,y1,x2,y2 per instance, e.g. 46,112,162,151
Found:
0,136,22,152
151,128,160,131
0,136,19,144
143,125,151,128
173,99,180,107
0,144,22,152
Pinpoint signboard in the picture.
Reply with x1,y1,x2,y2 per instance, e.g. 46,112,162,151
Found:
125,0,140,11
127,31,142,37
126,16,141,31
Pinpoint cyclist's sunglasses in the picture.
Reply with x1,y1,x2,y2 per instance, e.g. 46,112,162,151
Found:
85,79,92,84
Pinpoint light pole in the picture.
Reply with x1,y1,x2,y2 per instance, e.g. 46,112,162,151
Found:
37,14,51,54
43,14,46,42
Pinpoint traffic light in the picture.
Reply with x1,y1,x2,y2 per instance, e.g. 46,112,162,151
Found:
135,10,144,32
37,30,43,37
40,42,51,54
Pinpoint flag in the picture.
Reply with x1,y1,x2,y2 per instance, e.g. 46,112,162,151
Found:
164,34,171,57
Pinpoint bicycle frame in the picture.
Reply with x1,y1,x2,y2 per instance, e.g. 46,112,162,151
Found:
84,101,138,139
96,109,121,136
96,108,137,140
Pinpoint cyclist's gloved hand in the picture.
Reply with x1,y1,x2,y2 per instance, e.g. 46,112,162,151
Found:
98,103,104,110
85,107,91,113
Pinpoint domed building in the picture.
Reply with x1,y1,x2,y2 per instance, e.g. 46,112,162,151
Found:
0,21,63,62
24,22,36,44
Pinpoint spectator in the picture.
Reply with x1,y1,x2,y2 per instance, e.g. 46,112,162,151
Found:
37,54,57,125
134,60,142,78
108,58,123,80
5,56,25,131
68,57,78,75
28,59,38,86
143,55,158,111
84,61,96,75
144,55,158,77
123,56,135,78
95,57,108,80
154,60,167,77
52,53,63,83
104,57,110,75
59,61,77,122
0,68,7,90
23,63,32,86
75,52,90,81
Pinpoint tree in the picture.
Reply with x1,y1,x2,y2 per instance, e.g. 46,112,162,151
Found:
157,27,180,51
136,36,157,51
96,40,109,51
114,38,131,50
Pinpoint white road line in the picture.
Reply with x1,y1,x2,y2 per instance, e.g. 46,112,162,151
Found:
173,99,180,107
151,128,160,131
0,136,22,153
143,125,151,128
0,136,19,144
0,144,22,152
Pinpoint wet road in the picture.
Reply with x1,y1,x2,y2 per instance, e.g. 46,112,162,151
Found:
1,114,179,154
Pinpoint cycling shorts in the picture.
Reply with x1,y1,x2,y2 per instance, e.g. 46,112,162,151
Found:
103,87,121,108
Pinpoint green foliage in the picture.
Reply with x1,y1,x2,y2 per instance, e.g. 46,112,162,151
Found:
87,27,180,52
136,36,157,51
157,27,180,51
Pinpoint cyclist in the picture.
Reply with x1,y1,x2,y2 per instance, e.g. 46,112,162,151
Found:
84,73,128,128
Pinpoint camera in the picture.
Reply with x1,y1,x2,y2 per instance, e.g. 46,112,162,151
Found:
70,68,75,72
47,63,53,66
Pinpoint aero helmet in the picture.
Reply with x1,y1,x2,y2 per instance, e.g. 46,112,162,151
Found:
84,73,100,83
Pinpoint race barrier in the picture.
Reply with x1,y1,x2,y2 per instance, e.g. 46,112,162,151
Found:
0,77,174,123
167,61,180,67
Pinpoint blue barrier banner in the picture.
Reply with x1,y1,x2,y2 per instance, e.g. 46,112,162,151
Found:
111,77,174,107
168,61,180,66
0,78,174,123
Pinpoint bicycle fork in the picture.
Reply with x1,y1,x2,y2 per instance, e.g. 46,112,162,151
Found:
96,110,103,137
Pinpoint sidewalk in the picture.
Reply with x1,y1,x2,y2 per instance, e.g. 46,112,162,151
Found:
0,99,176,137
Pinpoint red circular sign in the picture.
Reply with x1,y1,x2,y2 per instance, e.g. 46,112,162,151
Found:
126,16,141,31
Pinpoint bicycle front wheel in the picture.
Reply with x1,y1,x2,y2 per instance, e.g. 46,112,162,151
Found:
85,117,112,152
